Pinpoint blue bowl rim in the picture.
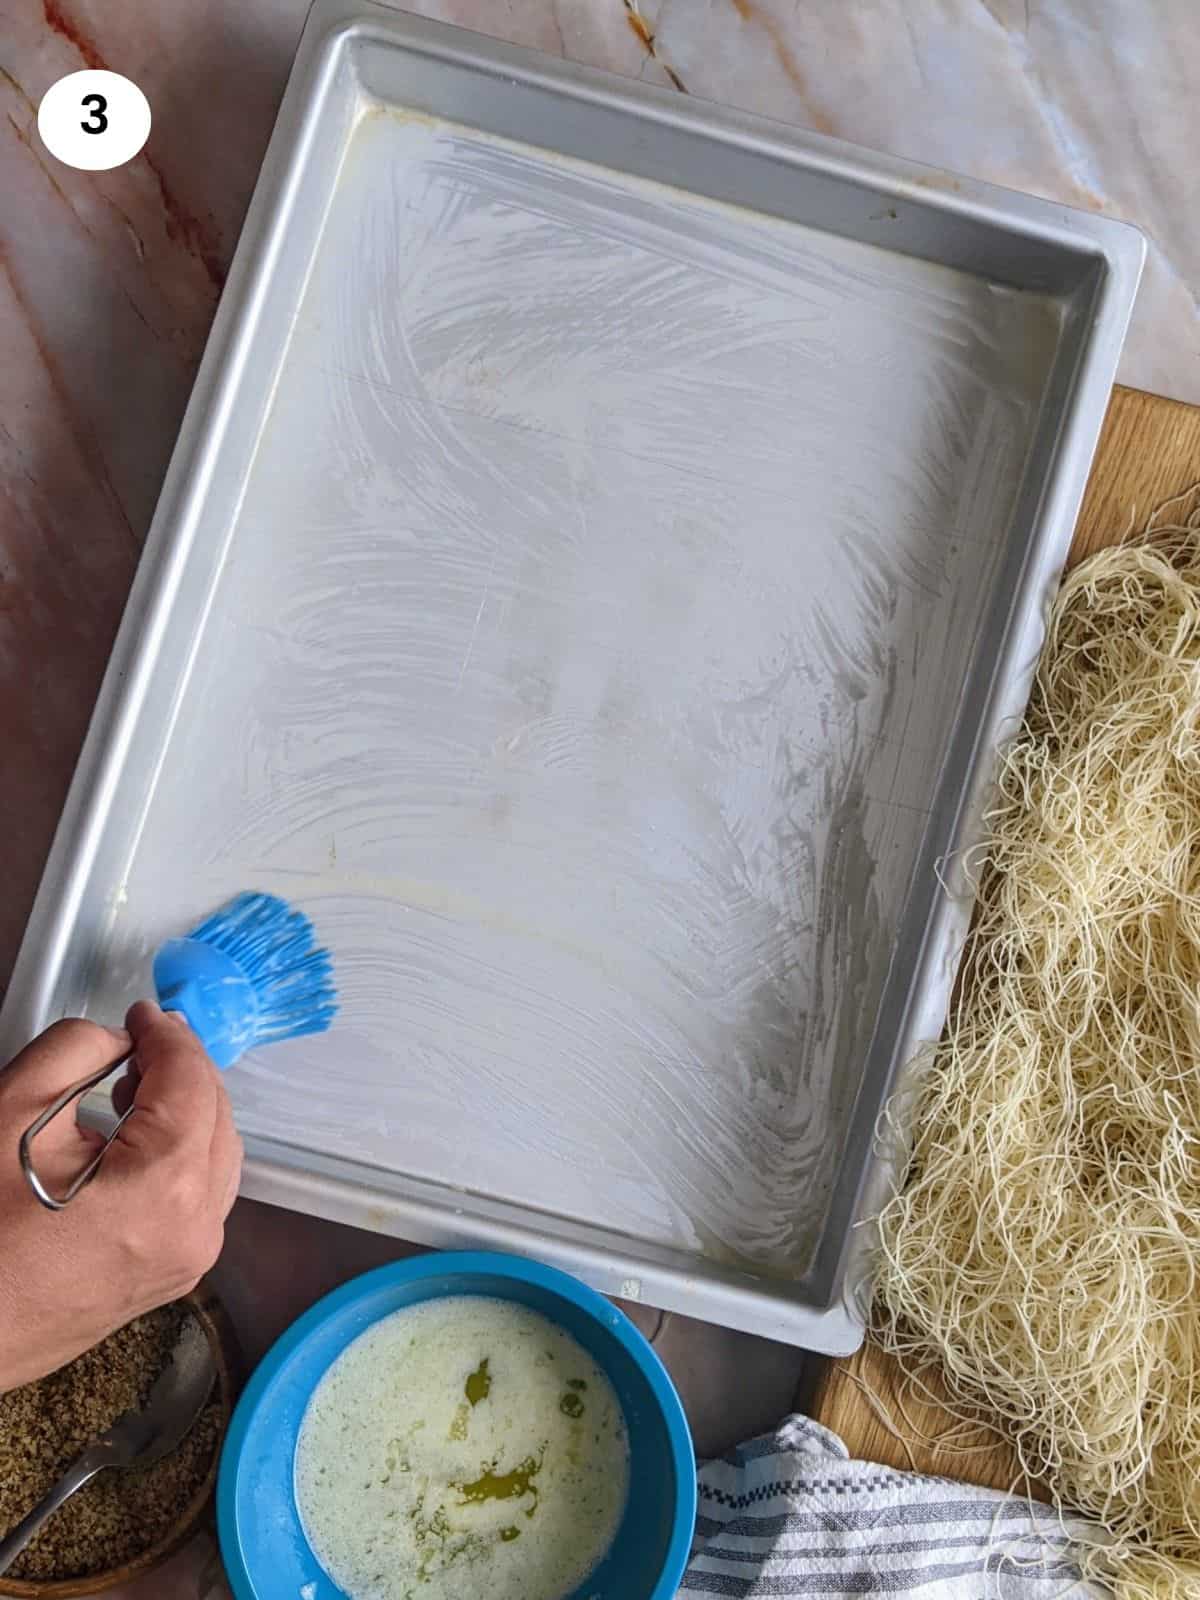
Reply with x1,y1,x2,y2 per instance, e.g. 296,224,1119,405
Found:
217,1249,697,1600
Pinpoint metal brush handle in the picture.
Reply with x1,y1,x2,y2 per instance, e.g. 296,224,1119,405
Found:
19,1049,135,1212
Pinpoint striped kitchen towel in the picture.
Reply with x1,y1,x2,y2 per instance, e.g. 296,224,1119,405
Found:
682,1415,1103,1598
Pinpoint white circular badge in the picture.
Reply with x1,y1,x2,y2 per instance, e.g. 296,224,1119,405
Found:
37,70,151,171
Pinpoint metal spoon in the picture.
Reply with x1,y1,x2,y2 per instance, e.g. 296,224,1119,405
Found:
0,1313,216,1577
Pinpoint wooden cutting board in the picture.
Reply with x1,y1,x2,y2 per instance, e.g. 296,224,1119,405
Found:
806,383,1200,1492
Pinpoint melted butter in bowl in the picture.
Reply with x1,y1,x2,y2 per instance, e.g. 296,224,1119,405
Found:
294,1297,630,1600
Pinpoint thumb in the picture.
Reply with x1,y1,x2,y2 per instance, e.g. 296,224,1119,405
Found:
108,1000,220,1165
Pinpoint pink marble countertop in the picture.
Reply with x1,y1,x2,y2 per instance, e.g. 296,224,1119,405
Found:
2,2,1194,1593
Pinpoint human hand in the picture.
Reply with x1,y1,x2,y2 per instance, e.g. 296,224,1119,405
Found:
0,1002,242,1391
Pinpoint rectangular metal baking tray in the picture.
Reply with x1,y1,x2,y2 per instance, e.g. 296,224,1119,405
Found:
1,0,1141,1351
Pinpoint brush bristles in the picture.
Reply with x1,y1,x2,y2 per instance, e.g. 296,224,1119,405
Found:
188,892,337,1046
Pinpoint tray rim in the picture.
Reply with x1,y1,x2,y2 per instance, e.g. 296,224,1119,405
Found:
1,0,1144,1353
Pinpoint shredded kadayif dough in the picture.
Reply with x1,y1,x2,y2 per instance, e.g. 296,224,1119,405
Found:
875,494,1200,1600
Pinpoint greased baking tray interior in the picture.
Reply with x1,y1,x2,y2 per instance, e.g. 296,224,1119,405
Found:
1,0,1141,1349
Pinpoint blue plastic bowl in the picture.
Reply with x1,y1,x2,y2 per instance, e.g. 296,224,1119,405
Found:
217,1251,696,1600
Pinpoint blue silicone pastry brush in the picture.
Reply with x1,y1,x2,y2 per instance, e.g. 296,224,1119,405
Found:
19,891,337,1210
153,892,337,1067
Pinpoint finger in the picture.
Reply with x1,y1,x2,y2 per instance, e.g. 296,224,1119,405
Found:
220,1157,242,1220
109,1001,220,1165
3,1019,130,1100
209,1078,243,1220
1,1019,130,1163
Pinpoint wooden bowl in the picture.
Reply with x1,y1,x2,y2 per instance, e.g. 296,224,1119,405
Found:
0,1281,242,1598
